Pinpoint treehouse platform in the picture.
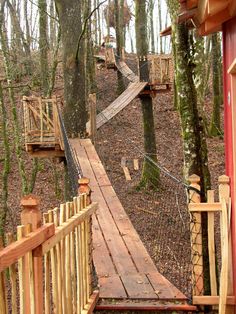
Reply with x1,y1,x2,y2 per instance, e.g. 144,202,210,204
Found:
70,138,196,312
23,96,64,158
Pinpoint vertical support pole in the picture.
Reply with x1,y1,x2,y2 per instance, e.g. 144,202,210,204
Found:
89,94,97,145
21,195,43,314
78,178,93,297
219,175,234,314
207,190,217,296
188,174,204,296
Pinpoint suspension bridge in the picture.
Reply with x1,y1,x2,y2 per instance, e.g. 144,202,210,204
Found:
0,49,232,313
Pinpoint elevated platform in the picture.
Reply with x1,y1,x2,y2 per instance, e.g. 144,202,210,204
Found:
70,139,196,312
23,96,64,158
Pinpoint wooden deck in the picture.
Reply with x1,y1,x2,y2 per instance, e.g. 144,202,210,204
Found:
70,139,196,311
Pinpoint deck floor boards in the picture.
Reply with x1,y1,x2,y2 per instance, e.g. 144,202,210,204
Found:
70,138,189,307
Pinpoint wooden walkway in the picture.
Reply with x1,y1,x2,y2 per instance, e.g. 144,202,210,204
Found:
86,82,147,131
70,139,196,311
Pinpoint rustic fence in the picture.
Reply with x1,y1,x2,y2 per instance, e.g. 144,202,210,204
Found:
22,96,64,156
188,174,234,313
0,193,98,314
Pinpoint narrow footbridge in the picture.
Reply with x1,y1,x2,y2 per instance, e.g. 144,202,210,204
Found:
69,139,195,311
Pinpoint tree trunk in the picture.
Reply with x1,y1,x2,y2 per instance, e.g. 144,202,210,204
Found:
55,0,87,137
115,0,125,94
135,0,159,187
210,33,223,136
38,0,49,96
149,0,155,53
0,81,10,236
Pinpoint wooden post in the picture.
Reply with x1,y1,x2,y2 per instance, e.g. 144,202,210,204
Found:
188,174,204,296
218,175,234,314
78,178,93,297
89,94,97,145
21,195,43,314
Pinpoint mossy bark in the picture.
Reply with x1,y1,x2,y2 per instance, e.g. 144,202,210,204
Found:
55,0,87,137
38,0,49,96
210,33,223,137
115,0,125,94
175,22,211,297
0,82,10,237
135,0,159,187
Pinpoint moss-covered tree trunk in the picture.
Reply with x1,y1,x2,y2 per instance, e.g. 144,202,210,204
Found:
55,0,87,137
38,0,49,96
0,81,10,237
167,0,211,298
210,33,222,136
135,0,159,187
114,0,125,94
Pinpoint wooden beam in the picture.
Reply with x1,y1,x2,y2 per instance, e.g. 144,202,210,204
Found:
189,202,222,212
228,58,236,75
27,150,65,158
42,203,98,254
204,7,231,33
197,0,209,23
207,0,230,17
187,0,198,10
0,224,55,272
82,291,99,314
193,296,235,305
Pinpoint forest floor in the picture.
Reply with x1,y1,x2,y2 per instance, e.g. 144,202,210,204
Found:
1,53,225,299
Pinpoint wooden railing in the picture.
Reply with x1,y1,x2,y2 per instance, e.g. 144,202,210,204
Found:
23,96,64,156
148,55,173,86
0,193,98,314
188,175,234,313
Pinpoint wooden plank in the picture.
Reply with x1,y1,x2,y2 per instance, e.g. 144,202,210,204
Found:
0,224,55,272
99,275,127,299
70,140,98,187
90,82,147,129
42,203,98,254
121,157,126,168
92,215,117,277
123,166,131,181
91,186,137,275
207,190,217,296
189,202,222,212
100,185,158,274
147,272,187,300
219,199,229,314
121,274,158,299
193,296,235,305
81,140,111,187
133,159,139,170
96,303,197,312
207,0,230,17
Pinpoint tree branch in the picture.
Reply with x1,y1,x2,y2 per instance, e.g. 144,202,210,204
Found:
76,0,107,60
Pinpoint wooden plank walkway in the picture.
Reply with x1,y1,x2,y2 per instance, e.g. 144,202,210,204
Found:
115,59,139,83
87,81,147,131
70,139,195,311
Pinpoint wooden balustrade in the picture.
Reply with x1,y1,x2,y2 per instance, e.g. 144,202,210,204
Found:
0,193,98,314
23,96,64,158
188,175,235,313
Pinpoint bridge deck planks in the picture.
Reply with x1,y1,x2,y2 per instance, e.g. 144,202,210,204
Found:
87,82,147,131
70,138,188,304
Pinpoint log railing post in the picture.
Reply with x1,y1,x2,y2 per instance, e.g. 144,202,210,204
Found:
21,195,43,314
188,174,204,297
218,175,234,314
78,178,93,296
